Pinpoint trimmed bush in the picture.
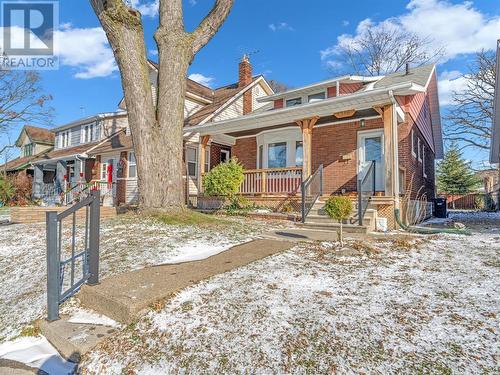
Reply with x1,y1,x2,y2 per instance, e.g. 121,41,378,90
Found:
203,159,244,198
0,176,15,206
324,196,353,246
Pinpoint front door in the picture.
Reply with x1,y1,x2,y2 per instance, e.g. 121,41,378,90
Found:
358,130,385,192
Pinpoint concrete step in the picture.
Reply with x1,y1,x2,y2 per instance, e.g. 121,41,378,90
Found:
305,214,372,227
296,222,370,234
39,315,118,362
78,239,294,324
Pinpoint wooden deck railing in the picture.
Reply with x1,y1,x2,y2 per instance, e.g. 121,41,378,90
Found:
239,167,302,195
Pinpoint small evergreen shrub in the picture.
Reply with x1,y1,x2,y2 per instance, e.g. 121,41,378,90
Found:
0,176,15,206
324,196,353,246
203,159,244,198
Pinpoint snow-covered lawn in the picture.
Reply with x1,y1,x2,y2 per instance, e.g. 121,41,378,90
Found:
0,214,287,342
81,213,500,374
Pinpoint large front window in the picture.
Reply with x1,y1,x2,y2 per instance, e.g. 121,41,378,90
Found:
267,142,287,168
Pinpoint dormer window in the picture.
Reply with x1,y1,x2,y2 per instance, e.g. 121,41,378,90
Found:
81,123,98,143
285,97,302,107
23,143,33,157
308,92,326,103
59,131,70,148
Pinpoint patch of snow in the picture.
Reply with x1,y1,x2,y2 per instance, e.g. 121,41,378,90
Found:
163,239,244,264
81,231,500,373
0,336,75,374
68,309,121,329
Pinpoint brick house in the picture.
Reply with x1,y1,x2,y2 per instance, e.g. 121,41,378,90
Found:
29,57,273,206
189,64,444,228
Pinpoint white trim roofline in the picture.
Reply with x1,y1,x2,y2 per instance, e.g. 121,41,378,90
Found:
258,75,383,103
186,82,424,136
52,111,128,132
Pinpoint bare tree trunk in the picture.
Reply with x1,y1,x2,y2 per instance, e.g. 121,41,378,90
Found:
90,0,234,213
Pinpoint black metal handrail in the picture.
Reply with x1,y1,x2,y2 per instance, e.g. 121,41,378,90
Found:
357,160,376,226
301,164,323,223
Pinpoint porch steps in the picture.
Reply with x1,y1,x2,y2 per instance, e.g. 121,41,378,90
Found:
299,200,377,234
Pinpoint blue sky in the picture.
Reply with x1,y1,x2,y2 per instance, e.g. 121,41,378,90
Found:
1,0,500,167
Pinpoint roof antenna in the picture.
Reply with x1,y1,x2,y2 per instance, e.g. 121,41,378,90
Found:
236,50,260,61
405,62,410,75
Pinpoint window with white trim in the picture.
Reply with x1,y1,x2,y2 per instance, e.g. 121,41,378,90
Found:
81,123,99,143
285,97,302,107
23,143,34,157
186,147,197,177
204,149,210,174
59,131,70,148
307,92,325,103
128,152,137,178
422,146,427,178
411,130,416,157
417,138,422,162
100,162,108,180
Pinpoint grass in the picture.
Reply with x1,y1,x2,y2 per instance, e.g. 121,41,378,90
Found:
153,210,230,227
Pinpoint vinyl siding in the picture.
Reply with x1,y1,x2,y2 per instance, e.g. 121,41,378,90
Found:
125,179,138,204
213,97,243,122
252,83,269,111
185,99,204,117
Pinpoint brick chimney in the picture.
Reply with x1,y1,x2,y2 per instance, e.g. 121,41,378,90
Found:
239,54,253,114
239,54,253,87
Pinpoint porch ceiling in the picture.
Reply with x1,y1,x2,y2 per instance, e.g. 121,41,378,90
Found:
227,109,379,137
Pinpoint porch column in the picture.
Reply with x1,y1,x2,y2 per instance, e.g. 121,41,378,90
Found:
296,116,319,179
376,104,400,207
74,159,82,184
56,160,67,194
198,135,210,193
33,164,43,199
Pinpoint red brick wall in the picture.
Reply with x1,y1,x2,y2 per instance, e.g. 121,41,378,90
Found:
398,116,436,200
312,118,384,194
210,143,231,169
274,99,284,109
232,137,257,169
339,82,363,95
327,86,336,98
243,91,252,114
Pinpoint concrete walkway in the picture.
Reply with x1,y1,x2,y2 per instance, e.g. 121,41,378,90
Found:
78,239,294,324
263,227,392,242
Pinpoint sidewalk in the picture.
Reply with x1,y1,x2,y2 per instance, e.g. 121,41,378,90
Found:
78,239,294,324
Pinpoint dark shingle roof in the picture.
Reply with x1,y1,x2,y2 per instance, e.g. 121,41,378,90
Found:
87,132,133,155
0,149,53,172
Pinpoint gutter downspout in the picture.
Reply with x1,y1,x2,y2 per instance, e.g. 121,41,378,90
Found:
388,91,400,210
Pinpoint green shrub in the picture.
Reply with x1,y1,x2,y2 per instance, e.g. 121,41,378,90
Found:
0,176,15,205
203,159,244,198
324,196,353,246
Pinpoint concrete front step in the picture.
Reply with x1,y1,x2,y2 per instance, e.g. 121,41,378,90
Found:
297,221,369,234
39,316,118,362
306,214,372,226
78,239,294,324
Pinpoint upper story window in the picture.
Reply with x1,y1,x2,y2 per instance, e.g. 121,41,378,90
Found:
23,143,34,157
411,130,417,158
308,92,326,103
128,152,137,178
422,146,427,178
285,97,302,107
81,123,98,144
417,138,422,162
59,130,70,148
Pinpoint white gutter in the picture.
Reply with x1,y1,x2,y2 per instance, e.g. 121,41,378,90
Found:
187,82,423,135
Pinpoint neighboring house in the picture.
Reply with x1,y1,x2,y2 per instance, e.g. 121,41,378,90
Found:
0,125,54,176
476,169,499,194
490,39,500,209
31,57,273,206
188,64,443,228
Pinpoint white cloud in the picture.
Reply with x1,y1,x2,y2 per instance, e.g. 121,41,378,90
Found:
269,22,294,32
342,20,350,27
321,0,500,63
149,49,158,56
189,0,197,5
129,0,159,17
188,73,215,87
54,25,117,79
437,70,469,106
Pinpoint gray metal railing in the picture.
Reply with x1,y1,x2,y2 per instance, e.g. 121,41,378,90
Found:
301,165,323,223
357,161,376,226
46,190,100,321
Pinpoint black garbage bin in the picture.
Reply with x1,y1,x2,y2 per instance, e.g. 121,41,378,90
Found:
434,197,447,218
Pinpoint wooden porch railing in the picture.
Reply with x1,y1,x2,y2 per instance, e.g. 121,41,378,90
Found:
239,167,302,195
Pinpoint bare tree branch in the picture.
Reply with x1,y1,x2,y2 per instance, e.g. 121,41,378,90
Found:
444,50,495,151
332,23,444,76
191,0,234,56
